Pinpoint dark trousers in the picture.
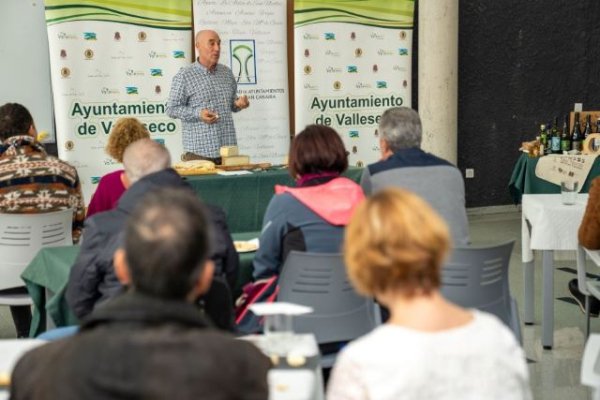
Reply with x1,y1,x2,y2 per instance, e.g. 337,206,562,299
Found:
2,287,32,338
199,276,234,332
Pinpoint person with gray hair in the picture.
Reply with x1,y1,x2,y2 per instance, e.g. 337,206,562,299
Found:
361,107,469,246
67,140,239,328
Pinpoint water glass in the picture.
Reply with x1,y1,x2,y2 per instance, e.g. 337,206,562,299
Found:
561,181,578,205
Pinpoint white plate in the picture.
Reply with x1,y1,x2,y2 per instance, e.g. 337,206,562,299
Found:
234,238,259,253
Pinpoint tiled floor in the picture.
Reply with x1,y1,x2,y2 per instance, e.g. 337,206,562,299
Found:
0,208,596,398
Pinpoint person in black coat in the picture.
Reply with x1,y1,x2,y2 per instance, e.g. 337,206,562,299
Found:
66,139,238,330
11,187,269,400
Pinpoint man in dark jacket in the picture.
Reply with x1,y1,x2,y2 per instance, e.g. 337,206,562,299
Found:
66,139,238,329
10,187,270,400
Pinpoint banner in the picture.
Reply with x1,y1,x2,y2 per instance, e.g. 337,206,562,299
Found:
193,0,290,165
294,0,415,166
45,0,192,202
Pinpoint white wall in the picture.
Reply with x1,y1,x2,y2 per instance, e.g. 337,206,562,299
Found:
0,0,55,141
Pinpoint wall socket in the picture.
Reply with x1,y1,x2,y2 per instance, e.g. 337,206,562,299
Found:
465,168,475,178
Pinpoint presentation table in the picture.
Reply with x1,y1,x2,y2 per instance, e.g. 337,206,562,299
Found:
185,166,363,233
508,153,600,203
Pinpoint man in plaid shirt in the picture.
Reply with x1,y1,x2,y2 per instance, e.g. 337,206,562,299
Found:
0,102,85,337
167,30,250,164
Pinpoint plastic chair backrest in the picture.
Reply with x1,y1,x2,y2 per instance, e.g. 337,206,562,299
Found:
0,209,73,291
440,241,515,326
277,251,378,345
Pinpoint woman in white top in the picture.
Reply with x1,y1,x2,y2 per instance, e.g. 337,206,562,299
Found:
327,188,532,400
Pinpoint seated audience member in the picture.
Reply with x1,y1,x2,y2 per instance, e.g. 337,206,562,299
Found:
66,139,238,329
361,107,469,246
10,188,270,399
327,188,531,400
0,103,85,338
569,176,600,315
252,124,364,280
86,117,150,217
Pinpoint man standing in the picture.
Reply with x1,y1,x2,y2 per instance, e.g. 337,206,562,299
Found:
0,102,85,337
66,139,238,330
361,107,470,246
167,30,250,164
11,187,270,399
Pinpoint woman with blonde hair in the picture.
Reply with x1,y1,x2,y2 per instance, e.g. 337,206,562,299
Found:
86,117,149,217
327,188,531,400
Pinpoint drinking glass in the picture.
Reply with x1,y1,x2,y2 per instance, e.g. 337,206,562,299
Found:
561,181,578,205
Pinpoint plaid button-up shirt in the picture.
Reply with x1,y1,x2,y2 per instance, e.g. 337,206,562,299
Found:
167,61,239,158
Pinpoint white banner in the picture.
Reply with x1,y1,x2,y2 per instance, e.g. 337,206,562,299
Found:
45,1,191,202
294,1,415,167
193,0,290,165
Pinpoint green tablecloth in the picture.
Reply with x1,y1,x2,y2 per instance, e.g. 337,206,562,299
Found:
185,167,363,233
21,245,80,337
21,232,260,336
508,153,600,203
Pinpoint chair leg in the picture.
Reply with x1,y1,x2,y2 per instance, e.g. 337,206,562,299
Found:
586,295,591,338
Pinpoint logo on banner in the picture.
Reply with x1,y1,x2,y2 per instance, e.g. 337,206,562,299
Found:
303,65,312,75
356,161,364,167
101,87,119,95
88,69,109,78
374,129,379,137
355,48,363,57
231,40,257,84
303,33,318,40
84,49,94,60
333,81,342,90
126,69,144,77
126,86,139,95
378,49,393,56
347,65,358,73
376,81,387,89
150,69,163,77
304,49,310,57
393,65,407,72
403,80,408,88
351,32,356,40
356,82,372,89
149,51,167,59
60,49,67,59
399,48,409,56
326,66,342,73
349,130,359,138
64,141,74,151
153,138,165,145
352,145,357,154
91,177,100,185
60,67,71,78
370,33,384,40
138,31,147,42
324,33,335,40
83,32,97,41
373,64,379,73
173,50,185,59
114,32,121,41
325,50,340,57
155,85,162,94
58,32,77,40
400,31,407,40
303,83,318,90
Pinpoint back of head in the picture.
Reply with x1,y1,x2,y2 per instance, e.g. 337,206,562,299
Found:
288,124,348,178
379,107,422,152
106,118,150,163
0,103,33,141
344,188,450,297
124,187,210,300
123,138,171,184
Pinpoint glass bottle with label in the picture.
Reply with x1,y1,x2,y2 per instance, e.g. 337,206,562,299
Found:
560,114,571,152
551,116,561,153
571,112,583,152
584,114,592,139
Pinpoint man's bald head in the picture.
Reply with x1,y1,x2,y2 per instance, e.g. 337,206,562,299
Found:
195,30,221,70
123,138,171,185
